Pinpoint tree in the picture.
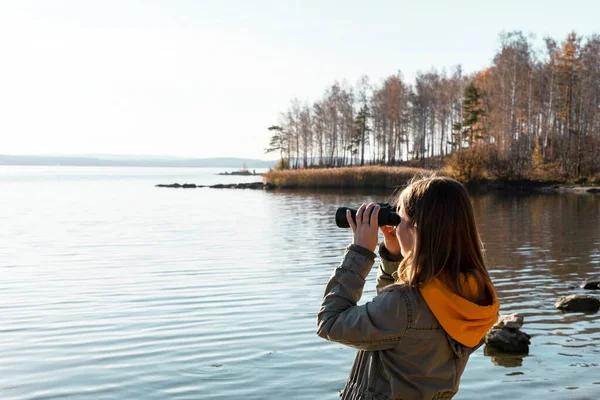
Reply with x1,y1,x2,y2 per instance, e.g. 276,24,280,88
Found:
352,104,371,165
267,31,600,179
298,104,313,168
452,83,485,148
312,101,327,166
555,32,582,174
355,75,372,165
264,125,288,169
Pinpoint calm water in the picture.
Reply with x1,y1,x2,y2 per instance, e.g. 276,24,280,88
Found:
1,166,599,400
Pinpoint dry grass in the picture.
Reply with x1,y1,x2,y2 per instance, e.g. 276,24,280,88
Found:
263,165,436,189
262,163,599,190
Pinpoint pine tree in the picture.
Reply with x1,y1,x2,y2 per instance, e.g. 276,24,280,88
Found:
264,125,288,169
452,83,485,149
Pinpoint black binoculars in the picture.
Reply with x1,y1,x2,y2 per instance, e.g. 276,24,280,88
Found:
335,203,401,228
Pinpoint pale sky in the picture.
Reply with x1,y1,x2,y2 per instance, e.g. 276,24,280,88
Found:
1,0,598,160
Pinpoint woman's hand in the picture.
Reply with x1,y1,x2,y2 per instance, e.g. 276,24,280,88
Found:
346,203,380,252
379,225,402,257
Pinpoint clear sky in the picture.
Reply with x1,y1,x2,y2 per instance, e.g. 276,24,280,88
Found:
1,0,598,160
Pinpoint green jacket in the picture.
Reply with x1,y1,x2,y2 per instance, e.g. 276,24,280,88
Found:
317,244,483,400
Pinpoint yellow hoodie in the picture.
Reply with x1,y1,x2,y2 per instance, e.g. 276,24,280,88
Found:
419,274,499,347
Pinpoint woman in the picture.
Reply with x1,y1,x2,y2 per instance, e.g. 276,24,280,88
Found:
317,176,500,400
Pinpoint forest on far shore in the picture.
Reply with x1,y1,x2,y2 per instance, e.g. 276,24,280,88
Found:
266,31,600,182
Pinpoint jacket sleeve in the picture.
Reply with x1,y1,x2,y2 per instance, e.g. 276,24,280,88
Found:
316,246,409,351
376,242,403,295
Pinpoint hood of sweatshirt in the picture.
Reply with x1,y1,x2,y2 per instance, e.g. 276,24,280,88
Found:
419,274,499,347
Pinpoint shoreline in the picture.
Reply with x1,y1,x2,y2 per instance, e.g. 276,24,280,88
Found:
470,180,600,194
156,164,599,194
155,180,600,194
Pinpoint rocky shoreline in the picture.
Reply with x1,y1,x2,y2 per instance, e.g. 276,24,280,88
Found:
156,182,272,190
155,181,600,193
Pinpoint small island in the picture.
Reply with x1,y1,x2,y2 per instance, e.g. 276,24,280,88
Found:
217,169,263,176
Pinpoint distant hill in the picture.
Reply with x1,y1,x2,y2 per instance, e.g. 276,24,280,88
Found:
0,154,277,168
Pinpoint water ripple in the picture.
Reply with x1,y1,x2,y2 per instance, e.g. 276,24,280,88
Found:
0,168,599,399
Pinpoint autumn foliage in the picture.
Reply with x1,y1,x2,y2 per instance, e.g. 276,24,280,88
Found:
266,31,600,182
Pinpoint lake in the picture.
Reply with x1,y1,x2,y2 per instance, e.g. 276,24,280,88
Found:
0,166,599,400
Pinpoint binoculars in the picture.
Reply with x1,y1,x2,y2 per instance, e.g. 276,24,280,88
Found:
335,203,401,228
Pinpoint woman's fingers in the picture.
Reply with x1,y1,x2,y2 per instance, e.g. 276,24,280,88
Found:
350,203,380,252
363,203,374,224
356,203,382,228
363,202,379,225
346,209,356,232
356,203,366,227
371,204,380,225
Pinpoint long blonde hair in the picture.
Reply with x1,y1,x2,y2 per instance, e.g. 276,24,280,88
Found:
394,175,493,305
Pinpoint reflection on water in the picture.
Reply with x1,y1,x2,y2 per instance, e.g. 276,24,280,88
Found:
484,346,529,368
0,168,599,400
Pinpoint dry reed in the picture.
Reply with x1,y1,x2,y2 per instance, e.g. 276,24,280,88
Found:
263,165,436,189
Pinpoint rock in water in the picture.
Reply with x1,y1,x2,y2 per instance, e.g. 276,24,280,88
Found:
234,182,264,189
156,183,181,188
485,328,531,353
492,314,524,330
156,183,205,188
555,294,600,312
248,182,264,189
580,280,600,290
485,314,531,354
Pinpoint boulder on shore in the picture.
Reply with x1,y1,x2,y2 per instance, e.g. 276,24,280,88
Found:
485,313,530,354
555,294,600,312
580,280,600,290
